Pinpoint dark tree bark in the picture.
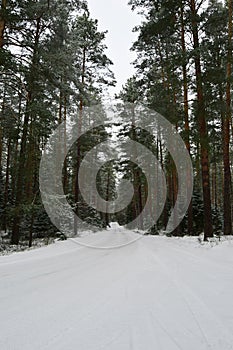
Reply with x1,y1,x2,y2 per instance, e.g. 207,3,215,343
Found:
223,0,232,235
105,167,111,227
28,192,38,248
0,87,5,170
189,0,213,240
0,0,7,48
63,95,68,193
181,3,193,235
74,47,86,235
3,140,10,232
11,17,41,244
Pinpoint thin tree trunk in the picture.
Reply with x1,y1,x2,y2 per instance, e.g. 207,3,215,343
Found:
223,0,232,235
105,167,111,227
3,140,10,232
130,103,143,229
25,120,35,201
172,162,180,235
0,86,6,170
74,47,86,235
212,151,218,209
181,3,193,234
189,0,213,240
63,95,68,193
0,126,2,170
0,0,7,48
28,191,38,248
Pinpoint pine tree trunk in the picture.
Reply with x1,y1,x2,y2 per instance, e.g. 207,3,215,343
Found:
3,140,10,232
189,0,213,240
28,209,35,248
11,136,18,201
25,120,35,201
223,0,232,235
28,192,38,248
0,0,7,48
212,151,218,210
0,126,2,170
130,103,144,229
63,95,68,193
105,168,111,227
11,17,41,244
11,100,31,244
181,3,193,235
137,176,144,229
172,163,180,236
74,47,86,235
0,86,6,170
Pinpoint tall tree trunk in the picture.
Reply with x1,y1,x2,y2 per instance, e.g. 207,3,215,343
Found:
105,167,111,227
0,86,6,171
25,120,35,201
11,17,41,244
63,95,68,193
189,0,213,240
0,125,2,170
11,100,31,244
3,139,10,232
74,47,86,235
223,0,232,235
0,0,7,48
211,149,218,210
181,3,193,234
28,191,38,248
130,103,143,229
172,161,180,235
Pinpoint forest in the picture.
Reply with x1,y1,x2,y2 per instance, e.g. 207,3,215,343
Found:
0,0,232,248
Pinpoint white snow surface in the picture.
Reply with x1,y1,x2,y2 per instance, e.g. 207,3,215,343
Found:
1,223,233,350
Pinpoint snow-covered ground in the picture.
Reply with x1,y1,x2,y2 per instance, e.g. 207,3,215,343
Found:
1,224,233,350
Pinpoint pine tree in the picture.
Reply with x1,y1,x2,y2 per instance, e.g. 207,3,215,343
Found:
188,0,213,240
223,0,232,235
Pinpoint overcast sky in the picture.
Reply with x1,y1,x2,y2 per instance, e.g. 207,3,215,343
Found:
87,0,142,96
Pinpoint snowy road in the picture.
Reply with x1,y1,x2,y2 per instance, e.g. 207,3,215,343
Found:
1,224,233,350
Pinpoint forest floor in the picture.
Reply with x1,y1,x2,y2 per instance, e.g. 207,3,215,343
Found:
1,223,233,350
0,237,56,256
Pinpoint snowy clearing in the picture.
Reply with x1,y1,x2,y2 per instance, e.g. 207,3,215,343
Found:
1,224,233,350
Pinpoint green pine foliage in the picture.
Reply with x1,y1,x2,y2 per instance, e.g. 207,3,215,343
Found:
0,0,116,245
